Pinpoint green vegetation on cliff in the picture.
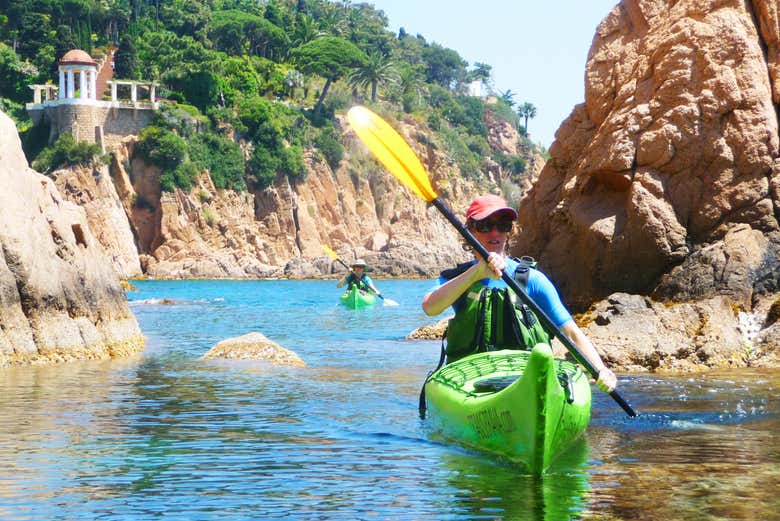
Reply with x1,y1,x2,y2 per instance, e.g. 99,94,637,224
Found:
0,0,540,194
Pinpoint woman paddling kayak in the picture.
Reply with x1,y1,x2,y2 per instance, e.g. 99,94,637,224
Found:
422,194,617,393
337,259,382,297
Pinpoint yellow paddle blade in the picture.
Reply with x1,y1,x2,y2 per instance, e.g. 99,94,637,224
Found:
347,106,438,202
322,244,339,260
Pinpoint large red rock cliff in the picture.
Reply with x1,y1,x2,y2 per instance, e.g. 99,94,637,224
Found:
514,0,780,311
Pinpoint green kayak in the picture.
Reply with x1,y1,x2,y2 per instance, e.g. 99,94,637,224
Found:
424,344,591,473
339,286,376,309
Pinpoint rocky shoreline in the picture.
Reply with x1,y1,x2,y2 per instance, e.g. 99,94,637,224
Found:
407,292,780,373
2,0,778,371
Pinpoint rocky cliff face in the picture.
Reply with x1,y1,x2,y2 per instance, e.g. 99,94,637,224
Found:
510,0,780,370
52,162,142,279
514,0,780,310
70,113,531,280
0,111,144,367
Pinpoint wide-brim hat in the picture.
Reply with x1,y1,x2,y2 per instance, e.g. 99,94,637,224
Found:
465,194,518,221
352,259,367,267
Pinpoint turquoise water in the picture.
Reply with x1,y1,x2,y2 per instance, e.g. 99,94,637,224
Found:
0,279,778,520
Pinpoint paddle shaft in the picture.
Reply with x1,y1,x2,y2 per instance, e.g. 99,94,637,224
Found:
431,198,638,417
333,256,385,300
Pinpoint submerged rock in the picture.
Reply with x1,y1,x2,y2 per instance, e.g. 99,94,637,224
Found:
201,332,305,367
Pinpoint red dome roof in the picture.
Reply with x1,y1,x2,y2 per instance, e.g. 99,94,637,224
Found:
59,49,96,65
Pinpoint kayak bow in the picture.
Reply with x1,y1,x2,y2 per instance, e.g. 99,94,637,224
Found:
424,344,591,473
339,286,377,309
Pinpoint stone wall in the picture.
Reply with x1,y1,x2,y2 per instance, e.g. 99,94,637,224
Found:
32,103,155,152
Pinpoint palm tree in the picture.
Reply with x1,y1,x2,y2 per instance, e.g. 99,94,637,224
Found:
284,69,304,99
397,65,424,111
293,14,324,46
517,102,537,133
348,52,399,102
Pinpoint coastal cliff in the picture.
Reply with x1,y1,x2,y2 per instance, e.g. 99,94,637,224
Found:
7,0,779,372
512,0,780,370
515,0,779,308
0,111,144,367
52,111,531,280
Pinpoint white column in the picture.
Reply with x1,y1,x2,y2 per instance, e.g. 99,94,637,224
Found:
131,83,137,103
149,84,156,103
111,82,117,102
90,69,97,100
67,69,75,99
79,68,87,99
58,69,65,99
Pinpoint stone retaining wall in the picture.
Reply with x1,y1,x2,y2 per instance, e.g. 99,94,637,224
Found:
31,103,155,152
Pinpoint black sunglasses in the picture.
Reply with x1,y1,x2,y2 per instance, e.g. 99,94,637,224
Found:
473,220,513,233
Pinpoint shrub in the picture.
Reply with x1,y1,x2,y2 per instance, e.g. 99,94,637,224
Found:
427,112,442,131
238,96,309,145
136,126,187,172
314,125,343,170
499,154,526,176
21,119,50,162
160,161,199,192
455,96,487,136
221,56,261,97
203,207,217,226
282,145,306,182
487,99,519,127
247,145,280,189
190,132,246,191
31,132,105,174
439,126,482,180
165,70,235,112
153,103,207,138
239,96,310,188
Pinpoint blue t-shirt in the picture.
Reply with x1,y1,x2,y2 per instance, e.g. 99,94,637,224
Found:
436,257,572,328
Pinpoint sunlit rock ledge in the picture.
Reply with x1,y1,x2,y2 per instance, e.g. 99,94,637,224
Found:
0,110,144,367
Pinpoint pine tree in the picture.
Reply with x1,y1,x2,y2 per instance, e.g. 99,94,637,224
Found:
114,34,139,80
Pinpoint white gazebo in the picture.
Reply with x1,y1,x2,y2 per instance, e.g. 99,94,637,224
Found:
26,48,160,151
57,49,98,101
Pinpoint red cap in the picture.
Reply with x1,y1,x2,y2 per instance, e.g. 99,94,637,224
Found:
465,194,518,221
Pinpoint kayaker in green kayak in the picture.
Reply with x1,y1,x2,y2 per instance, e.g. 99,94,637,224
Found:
422,194,617,392
337,259,382,297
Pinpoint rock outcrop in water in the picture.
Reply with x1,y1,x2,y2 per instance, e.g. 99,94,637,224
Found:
0,111,144,367
515,0,779,308
201,332,306,367
511,0,780,370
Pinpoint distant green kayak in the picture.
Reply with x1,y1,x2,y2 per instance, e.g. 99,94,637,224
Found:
424,344,591,473
339,286,376,309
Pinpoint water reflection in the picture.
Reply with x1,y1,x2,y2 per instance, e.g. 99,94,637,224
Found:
1,281,779,520
436,438,591,520
584,369,780,521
